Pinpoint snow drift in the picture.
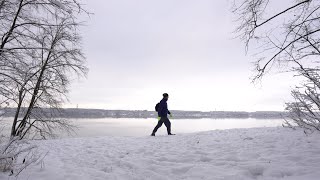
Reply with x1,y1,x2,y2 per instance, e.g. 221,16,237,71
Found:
1,127,320,180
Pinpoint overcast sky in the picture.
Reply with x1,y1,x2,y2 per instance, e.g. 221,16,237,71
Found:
66,0,297,112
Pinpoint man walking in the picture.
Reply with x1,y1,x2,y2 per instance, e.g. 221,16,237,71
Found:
151,93,175,136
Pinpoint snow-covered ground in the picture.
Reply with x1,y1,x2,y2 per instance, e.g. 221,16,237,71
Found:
1,127,320,180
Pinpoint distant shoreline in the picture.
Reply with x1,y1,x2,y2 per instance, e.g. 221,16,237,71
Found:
0,108,287,119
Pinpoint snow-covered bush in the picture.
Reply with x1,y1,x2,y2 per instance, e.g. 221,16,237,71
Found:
0,137,39,176
285,64,320,133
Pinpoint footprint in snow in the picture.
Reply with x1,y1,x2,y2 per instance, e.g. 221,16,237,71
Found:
199,156,212,162
243,137,254,141
171,165,193,174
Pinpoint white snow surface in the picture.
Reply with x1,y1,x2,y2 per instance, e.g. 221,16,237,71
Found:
1,127,320,180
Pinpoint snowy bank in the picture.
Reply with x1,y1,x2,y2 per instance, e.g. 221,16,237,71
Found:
1,127,320,180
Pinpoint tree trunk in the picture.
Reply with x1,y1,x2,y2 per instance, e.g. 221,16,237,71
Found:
15,48,53,137
10,89,24,137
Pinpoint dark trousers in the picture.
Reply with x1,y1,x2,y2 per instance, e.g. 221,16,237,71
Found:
152,117,171,135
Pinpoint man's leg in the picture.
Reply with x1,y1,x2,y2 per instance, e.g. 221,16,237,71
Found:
152,118,163,135
163,117,172,135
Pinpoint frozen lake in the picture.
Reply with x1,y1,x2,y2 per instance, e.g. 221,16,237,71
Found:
1,118,284,138
66,118,283,137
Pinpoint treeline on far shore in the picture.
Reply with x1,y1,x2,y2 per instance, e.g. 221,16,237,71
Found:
0,108,287,119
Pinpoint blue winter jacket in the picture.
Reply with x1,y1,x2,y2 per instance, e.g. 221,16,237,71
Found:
158,98,171,118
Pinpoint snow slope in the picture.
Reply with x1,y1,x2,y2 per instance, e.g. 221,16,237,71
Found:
1,127,320,180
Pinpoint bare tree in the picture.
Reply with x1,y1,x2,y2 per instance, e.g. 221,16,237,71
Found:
0,0,88,176
0,0,88,139
233,0,320,79
233,0,320,131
